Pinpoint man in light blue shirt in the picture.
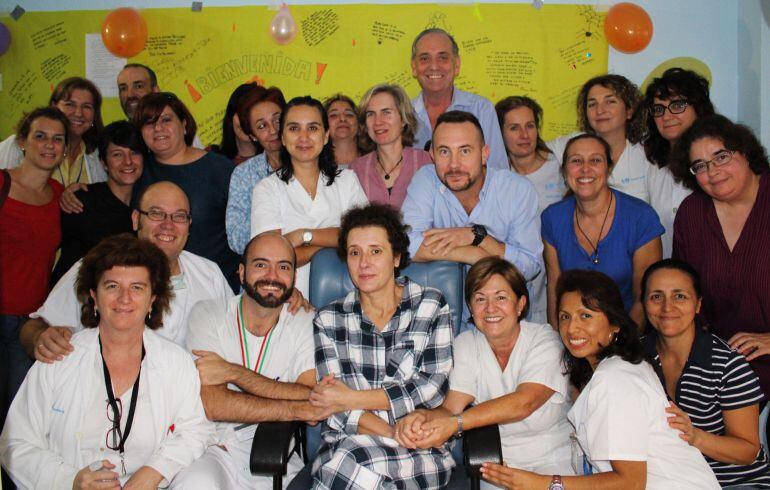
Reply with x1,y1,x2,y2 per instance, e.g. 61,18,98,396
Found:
410,28,508,170
402,111,542,330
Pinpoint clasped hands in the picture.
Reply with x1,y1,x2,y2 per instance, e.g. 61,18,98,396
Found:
392,410,457,449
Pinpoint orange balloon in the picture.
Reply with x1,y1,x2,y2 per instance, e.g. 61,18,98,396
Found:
101,8,148,58
604,2,653,54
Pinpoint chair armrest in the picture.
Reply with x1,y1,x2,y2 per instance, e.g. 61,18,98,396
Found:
463,424,502,479
250,421,301,476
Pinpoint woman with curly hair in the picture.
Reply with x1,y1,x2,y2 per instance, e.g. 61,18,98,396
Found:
250,96,367,296
480,269,719,489
549,74,649,202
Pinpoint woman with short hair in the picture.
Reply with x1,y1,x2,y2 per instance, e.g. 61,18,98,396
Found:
0,234,213,489
349,84,432,208
481,269,719,489
310,203,454,489
324,94,361,166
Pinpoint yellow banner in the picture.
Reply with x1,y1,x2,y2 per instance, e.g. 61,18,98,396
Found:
0,4,607,145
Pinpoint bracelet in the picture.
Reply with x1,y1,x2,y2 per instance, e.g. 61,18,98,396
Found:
455,414,464,437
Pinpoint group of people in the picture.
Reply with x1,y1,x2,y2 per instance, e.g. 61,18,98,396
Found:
0,25,769,490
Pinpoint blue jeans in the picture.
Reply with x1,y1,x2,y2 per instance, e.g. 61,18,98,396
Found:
0,314,33,429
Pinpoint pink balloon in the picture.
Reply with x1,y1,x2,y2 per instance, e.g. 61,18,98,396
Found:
270,5,297,45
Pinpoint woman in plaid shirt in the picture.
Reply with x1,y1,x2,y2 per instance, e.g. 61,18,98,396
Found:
309,203,455,489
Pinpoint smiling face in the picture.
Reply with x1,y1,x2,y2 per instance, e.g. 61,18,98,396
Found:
469,274,526,342
21,117,67,172
365,92,404,147
327,100,358,143
563,137,610,200
346,226,399,295
585,84,631,138
132,182,190,262
411,32,460,95
240,234,296,308
432,121,489,194
653,96,698,144
249,101,283,153
55,88,95,138
502,106,538,160
90,265,155,333
104,143,143,187
644,268,701,339
558,290,619,369
117,66,156,119
691,136,755,203
281,104,329,166
140,106,187,158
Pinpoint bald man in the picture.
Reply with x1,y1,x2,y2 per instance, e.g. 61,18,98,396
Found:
174,232,327,489
20,182,233,360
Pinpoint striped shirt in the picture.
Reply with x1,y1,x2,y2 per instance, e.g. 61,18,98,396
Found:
643,329,770,487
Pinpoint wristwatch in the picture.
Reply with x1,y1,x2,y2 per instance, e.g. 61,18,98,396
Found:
471,224,487,246
548,475,564,490
455,415,464,438
302,229,313,246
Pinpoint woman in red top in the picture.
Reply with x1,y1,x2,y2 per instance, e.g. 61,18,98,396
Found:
0,107,68,429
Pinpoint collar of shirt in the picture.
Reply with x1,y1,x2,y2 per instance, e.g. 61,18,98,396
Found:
436,167,491,219
414,86,476,115
642,326,713,370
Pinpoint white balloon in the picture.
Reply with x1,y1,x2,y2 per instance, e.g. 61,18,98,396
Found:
270,5,297,45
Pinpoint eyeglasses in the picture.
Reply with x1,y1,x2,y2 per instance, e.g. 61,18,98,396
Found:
137,209,191,223
650,99,689,118
689,149,735,175
105,398,123,451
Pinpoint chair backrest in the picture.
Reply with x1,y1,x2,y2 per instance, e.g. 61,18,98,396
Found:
309,248,466,334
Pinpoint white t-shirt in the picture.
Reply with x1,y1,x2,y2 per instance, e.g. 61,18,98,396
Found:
548,135,650,202
568,356,720,489
185,295,315,471
250,169,368,296
450,322,573,474
32,251,233,346
518,154,565,324
646,164,692,258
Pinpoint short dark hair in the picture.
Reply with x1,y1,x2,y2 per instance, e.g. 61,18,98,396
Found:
337,203,411,277
76,233,172,330
671,114,770,191
277,96,339,185
556,269,645,390
434,110,485,143
97,120,146,162
323,93,357,115
560,133,613,196
577,74,646,144
16,107,71,147
495,95,552,158
642,68,714,169
237,86,287,147
133,92,197,147
211,82,260,160
465,257,530,320
411,28,459,59
123,63,158,88
49,77,103,153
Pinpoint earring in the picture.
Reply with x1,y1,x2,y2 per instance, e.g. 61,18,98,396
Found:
610,331,618,344
94,307,98,317
147,307,152,321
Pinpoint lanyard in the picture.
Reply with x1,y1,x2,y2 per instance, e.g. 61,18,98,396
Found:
57,153,84,187
236,296,276,374
99,335,146,476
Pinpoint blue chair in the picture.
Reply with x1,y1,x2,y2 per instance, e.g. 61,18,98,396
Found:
249,249,500,489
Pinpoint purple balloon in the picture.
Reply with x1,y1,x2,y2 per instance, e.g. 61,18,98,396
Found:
0,23,10,56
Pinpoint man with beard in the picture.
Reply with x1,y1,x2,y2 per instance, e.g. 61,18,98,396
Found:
19,181,233,358
174,232,326,490
402,110,542,331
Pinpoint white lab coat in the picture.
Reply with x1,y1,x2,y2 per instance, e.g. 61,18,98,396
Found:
0,134,107,183
32,251,233,346
0,328,216,489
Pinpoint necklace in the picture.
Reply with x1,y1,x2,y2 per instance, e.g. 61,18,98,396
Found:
574,192,614,265
376,153,404,181
236,296,276,374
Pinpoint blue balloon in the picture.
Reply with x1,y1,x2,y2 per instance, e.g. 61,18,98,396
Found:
0,23,10,56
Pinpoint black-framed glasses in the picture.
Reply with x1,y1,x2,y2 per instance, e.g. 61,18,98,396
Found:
105,398,123,450
689,149,735,175
137,209,191,223
650,99,689,118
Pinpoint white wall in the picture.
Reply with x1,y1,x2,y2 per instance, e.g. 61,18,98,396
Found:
3,0,765,143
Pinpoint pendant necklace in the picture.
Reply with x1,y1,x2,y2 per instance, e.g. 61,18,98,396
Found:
376,153,404,181
574,192,613,265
